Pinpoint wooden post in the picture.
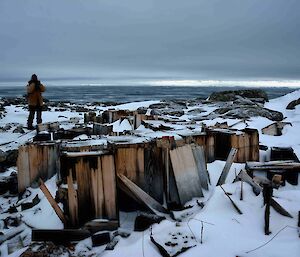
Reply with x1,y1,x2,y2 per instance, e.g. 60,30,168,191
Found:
161,137,170,204
220,185,243,215
240,180,243,201
39,179,67,225
263,183,273,235
298,211,300,237
165,148,170,204
200,221,204,244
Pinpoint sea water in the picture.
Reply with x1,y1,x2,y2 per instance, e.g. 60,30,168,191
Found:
0,84,297,103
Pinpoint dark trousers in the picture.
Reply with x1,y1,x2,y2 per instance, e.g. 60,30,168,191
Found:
27,105,42,127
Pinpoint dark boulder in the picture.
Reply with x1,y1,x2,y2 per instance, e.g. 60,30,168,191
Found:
209,89,268,103
134,212,165,231
286,98,300,110
213,106,284,121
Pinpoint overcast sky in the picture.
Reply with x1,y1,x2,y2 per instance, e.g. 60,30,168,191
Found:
0,0,299,81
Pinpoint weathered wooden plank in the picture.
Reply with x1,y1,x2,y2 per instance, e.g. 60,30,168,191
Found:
67,170,78,227
235,170,262,195
39,179,67,225
192,145,209,190
137,148,145,188
84,220,119,234
144,144,164,203
244,133,250,162
237,134,245,162
246,161,300,170
216,148,238,186
298,211,300,237
17,143,59,193
102,155,118,220
32,229,91,242
220,185,243,215
206,134,215,163
116,148,135,182
270,198,293,218
164,148,170,203
117,173,168,215
17,145,30,193
92,157,105,218
169,145,203,205
245,128,259,161
29,144,39,184
76,158,94,224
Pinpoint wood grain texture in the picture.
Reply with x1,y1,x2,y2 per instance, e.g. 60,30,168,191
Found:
102,155,118,220
39,179,67,225
170,145,203,205
67,170,78,227
216,148,238,186
192,145,209,190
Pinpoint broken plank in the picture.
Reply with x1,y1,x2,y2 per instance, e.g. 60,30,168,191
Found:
32,229,91,243
235,170,262,196
84,220,119,234
39,179,67,225
0,226,25,246
117,174,168,215
246,161,300,170
216,148,238,186
270,198,293,218
220,185,243,215
169,145,203,205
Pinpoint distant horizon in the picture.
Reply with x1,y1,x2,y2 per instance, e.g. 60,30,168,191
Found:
0,77,300,89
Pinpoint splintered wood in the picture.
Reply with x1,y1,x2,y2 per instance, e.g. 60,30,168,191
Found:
17,142,60,193
170,145,203,205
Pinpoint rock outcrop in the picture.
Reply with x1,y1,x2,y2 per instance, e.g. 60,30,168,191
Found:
286,98,300,110
209,89,268,103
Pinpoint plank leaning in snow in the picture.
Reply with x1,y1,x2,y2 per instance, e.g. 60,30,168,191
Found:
169,144,204,205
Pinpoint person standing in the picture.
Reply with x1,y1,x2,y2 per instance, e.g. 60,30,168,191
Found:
26,74,46,129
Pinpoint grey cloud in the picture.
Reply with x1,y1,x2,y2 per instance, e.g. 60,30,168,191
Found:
0,0,299,81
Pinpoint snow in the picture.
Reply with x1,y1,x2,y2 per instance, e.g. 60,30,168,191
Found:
111,119,133,133
1,92,300,257
112,100,160,111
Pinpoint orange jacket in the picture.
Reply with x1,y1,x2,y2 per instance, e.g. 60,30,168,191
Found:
27,82,46,106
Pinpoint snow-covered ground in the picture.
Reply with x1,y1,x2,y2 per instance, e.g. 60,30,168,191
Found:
1,92,300,257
